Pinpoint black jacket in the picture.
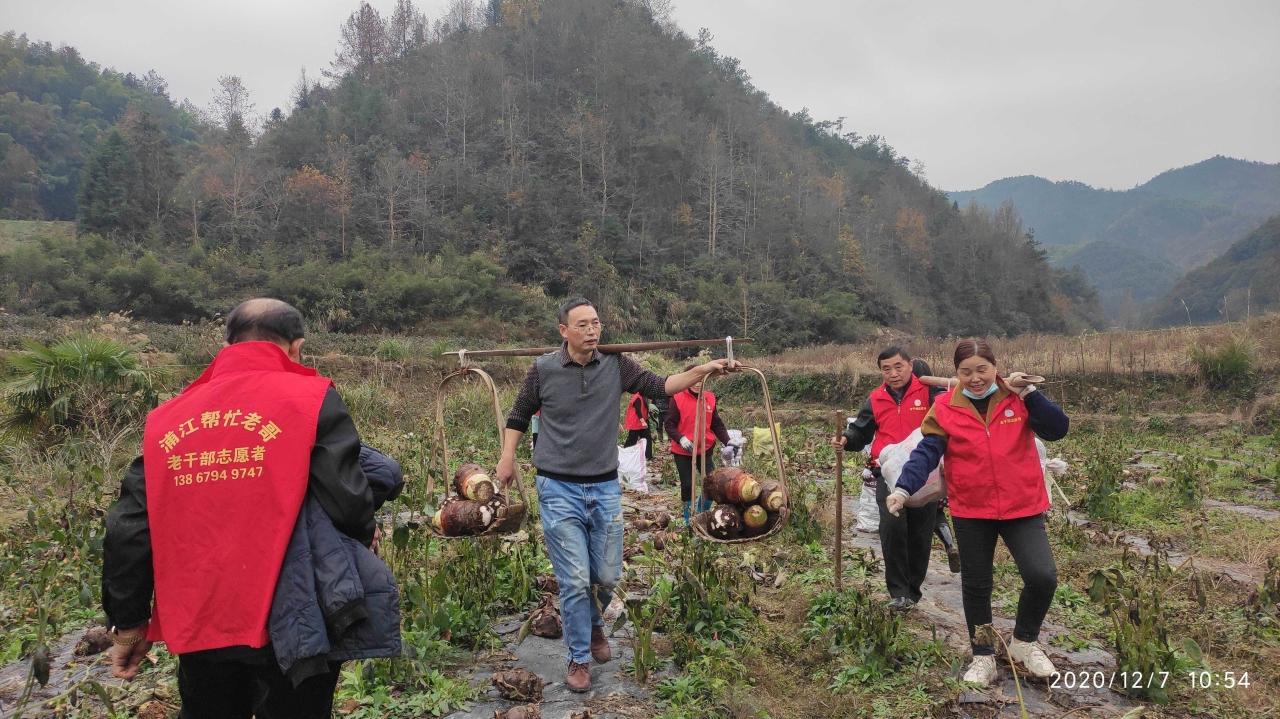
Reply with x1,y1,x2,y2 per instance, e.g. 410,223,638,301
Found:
102,388,374,644
842,360,943,453
270,445,404,685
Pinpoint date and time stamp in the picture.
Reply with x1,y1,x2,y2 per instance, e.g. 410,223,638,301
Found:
1049,670,1251,691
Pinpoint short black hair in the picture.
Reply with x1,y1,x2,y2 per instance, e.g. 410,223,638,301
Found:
911,358,933,377
225,298,306,344
558,297,595,325
876,345,911,365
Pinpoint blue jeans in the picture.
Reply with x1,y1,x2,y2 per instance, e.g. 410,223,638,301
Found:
536,476,624,664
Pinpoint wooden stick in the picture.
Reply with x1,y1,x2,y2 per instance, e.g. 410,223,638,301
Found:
833,411,845,592
916,373,1046,389
445,338,753,359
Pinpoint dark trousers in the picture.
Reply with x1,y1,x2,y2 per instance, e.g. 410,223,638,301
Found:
673,451,715,503
876,476,937,602
177,653,341,719
952,513,1058,655
624,428,653,460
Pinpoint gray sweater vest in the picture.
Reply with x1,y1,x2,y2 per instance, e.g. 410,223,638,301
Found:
532,351,623,482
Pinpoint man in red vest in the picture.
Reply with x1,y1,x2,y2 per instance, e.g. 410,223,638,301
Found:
622,392,654,460
835,347,944,612
102,298,375,718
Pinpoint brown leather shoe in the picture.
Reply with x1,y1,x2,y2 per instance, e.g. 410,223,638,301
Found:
590,625,612,663
566,661,591,692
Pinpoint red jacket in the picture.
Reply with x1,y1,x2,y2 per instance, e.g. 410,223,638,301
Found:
623,393,648,431
142,342,332,654
930,388,1047,520
669,389,718,456
868,376,932,462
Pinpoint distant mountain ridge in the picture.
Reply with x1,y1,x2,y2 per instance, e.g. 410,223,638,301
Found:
948,156,1280,323
1147,214,1280,326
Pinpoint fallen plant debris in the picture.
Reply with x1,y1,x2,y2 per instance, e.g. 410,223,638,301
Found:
535,574,559,594
492,668,545,702
494,703,542,719
73,626,112,656
528,593,563,638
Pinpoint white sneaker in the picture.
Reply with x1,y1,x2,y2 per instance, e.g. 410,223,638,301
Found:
962,654,998,686
1008,638,1057,679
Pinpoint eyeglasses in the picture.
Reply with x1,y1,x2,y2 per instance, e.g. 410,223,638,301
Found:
567,321,603,333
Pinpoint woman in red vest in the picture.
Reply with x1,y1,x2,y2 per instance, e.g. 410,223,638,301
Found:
834,347,947,612
622,392,654,460
887,339,1069,687
665,365,733,524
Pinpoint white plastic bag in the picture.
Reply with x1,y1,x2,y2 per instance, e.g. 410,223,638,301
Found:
618,440,649,493
724,429,745,467
881,431,1070,508
878,428,944,508
878,428,926,490
855,475,879,532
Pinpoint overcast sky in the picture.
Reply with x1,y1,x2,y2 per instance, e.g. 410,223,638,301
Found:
7,0,1278,190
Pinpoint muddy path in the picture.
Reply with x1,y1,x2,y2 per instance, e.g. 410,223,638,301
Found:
0,626,119,718
832,484,1139,719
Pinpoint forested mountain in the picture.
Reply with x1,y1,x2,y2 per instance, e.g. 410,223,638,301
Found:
1147,215,1280,326
0,33,202,220
0,0,1100,347
948,157,1280,324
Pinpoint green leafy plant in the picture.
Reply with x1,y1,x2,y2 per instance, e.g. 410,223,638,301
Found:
804,588,908,684
374,337,409,362
1081,432,1126,520
1189,337,1255,395
1167,451,1214,507
1087,551,1201,703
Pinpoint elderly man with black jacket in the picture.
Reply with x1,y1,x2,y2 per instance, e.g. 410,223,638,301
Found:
102,298,400,719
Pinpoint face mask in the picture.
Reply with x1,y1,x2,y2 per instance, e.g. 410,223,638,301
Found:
962,382,998,400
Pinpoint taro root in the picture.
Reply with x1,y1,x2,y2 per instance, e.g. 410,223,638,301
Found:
649,511,671,529
495,705,542,719
433,496,495,536
707,504,743,539
705,467,760,505
492,668,544,702
740,508,776,538
652,532,666,551
629,517,656,531
529,594,563,638
757,481,786,512
741,505,768,531
454,463,497,502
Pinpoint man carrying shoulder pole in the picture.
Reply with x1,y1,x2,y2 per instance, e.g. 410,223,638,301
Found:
496,297,736,692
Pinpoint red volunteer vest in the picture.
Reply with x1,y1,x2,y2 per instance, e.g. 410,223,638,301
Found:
669,389,718,456
931,387,1047,520
868,377,932,462
623,393,648,431
142,342,332,654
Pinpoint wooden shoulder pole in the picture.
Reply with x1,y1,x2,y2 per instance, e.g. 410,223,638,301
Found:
833,411,845,592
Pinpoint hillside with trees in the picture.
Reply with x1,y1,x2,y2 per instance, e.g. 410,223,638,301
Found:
0,1,1100,347
948,157,1280,324
1147,214,1280,326
0,33,202,220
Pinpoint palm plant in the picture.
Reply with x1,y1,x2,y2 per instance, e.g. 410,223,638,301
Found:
1,336,162,438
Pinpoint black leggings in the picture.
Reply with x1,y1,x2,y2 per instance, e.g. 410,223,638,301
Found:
624,428,653,460
177,653,341,719
952,513,1057,655
673,451,715,502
